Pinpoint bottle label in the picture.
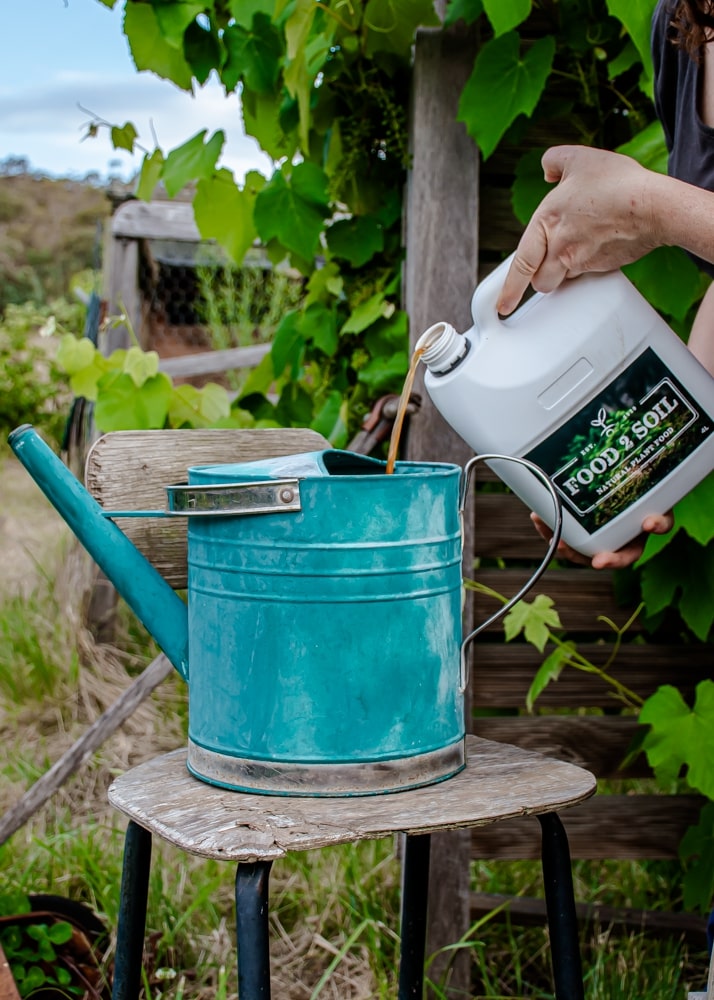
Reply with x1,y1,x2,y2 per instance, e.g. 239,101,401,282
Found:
525,348,714,535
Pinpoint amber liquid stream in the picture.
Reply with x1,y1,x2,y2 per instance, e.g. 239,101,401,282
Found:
385,345,425,474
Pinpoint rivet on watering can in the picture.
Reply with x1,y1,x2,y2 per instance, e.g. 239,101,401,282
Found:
279,488,295,504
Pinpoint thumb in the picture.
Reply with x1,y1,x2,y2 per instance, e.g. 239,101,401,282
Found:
541,145,571,184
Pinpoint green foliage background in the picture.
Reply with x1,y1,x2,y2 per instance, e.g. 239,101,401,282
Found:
66,0,714,906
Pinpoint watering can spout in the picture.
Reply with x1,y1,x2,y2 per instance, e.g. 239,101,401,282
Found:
8,425,190,680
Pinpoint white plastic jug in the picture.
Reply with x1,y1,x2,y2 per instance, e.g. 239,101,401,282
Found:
417,252,714,557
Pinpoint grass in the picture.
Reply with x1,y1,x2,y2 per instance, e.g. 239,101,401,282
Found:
0,537,710,997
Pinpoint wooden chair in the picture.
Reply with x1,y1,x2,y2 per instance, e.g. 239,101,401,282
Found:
84,429,596,1000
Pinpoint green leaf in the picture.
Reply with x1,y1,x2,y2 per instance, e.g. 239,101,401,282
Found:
110,121,138,152
622,246,702,321
305,261,343,306
152,1,205,49
526,643,574,712
122,346,160,386
457,32,555,159
363,0,440,57
56,334,96,375
444,0,483,27
616,120,668,174
254,163,329,260
238,352,275,398
340,292,387,335
357,350,409,393
222,17,282,93
123,2,194,90
184,19,222,85
608,39,640,81
94,371,172,431
483,0,531,37
326,216,384,266
241,89,298,160
511,147,551,225
271,311,305,376
194,169,257,264
47,921,74,945
162,130,225,197
228,0,276,29
639,537,714,639
503,594,562,651
680,802,714,913
606,0,655,83
136,148,165,201
677,473,714,546
311,391,349,446
301,303,338,356
168,382,231,427
640,680,714,796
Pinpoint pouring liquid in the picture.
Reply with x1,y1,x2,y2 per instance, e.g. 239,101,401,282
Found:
386,345,426,474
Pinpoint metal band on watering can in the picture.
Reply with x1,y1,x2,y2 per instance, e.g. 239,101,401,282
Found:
457,453,563,693
103,479,302,519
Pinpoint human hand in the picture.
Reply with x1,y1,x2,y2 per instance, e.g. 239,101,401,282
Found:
530,510,674,570
497,145,658,316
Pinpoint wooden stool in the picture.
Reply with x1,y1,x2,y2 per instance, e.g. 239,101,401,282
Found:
108,735,595,999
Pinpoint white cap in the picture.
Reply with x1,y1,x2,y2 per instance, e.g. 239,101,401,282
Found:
416,322,468,374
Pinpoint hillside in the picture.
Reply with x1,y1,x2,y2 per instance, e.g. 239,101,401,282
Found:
0,168,119,311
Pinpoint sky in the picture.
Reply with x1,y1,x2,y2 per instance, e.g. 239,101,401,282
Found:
0,0,271,182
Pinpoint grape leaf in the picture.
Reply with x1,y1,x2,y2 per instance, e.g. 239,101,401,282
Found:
162,130,225,197
340,292,386,335
482,0,531,37
254,163,329,260
444,0,483,27
639,537,714,640
622,246,702,322
136,149,165,202
511,147,551,225
311,391,349,447
363,0,439,57
271,311,305,377
326,216,384,266
228,0,276,29
111,121,138,152
152,1,205,49
169,382,231,427
503,594,562,651
639,680,714,796
616,120,668,173
56,335,97,375
680,802,714,913
123,346,160,386
606,0,655,83
94,371,172,431
457,32,555,159
357,350,409,392
123,2,194,91
184,20,222,85
222,17,282,93
301,303,338,356
194,169,257,264
526,643,574,712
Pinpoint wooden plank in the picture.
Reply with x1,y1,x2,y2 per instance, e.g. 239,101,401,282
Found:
108,736,595,861
158,343,271,378
470,893,708,947
473,492,565,558
405,9,481,989
471,716,651,779
471,642,711,707
112,200,200,242
469,568,642,633
470,794,705,860
103,236,141,353
84,427,330,587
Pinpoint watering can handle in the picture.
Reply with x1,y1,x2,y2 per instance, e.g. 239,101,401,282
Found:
457,453,563,693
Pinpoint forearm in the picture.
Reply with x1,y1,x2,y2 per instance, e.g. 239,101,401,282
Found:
646,171,714,267
688,280,714,375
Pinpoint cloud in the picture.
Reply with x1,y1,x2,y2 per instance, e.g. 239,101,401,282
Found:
0,69,270,181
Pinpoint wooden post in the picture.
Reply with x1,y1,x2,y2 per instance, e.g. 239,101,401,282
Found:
405,10,479,998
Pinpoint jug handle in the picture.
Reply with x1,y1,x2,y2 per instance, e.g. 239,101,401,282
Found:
458,454,563,693
469,251,518,330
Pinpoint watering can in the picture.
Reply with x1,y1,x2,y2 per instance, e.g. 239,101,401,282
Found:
9,424,561,797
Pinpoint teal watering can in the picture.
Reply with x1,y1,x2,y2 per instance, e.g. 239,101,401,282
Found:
9,424,561,797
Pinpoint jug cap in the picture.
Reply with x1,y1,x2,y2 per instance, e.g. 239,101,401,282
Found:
416,322,469,375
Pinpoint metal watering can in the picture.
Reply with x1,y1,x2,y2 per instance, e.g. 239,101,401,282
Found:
9,424,562,797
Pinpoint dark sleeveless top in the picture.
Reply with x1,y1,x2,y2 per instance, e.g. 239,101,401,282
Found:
652,0,714,276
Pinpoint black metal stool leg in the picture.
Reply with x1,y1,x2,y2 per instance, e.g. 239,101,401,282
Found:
538,812,584,1000
236,860,273,999
112,820,152,1000
398,833,431,1000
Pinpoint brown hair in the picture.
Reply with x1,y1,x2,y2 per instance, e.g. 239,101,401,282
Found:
670,0,714,56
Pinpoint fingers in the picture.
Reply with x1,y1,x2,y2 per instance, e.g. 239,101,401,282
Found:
532,510,674,571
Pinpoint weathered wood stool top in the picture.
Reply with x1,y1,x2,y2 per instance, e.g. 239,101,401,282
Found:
108,735,596,862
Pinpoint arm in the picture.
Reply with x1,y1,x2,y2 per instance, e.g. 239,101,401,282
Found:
497,145,714,315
